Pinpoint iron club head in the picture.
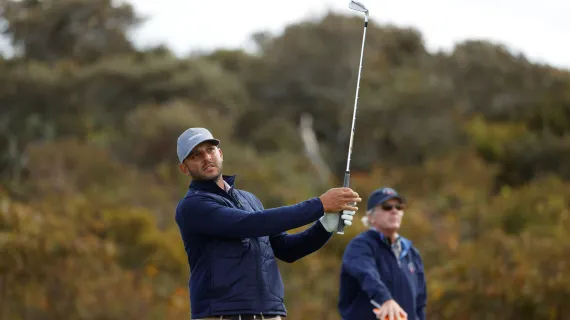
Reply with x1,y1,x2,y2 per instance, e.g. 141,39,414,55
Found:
349,0,368,13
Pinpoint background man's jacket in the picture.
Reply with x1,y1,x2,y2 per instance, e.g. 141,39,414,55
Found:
175,175,333,319
338,229,427,320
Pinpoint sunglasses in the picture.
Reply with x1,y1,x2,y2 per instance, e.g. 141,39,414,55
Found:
380,203,405,211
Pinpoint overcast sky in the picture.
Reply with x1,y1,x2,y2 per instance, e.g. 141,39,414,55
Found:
129,0,570,70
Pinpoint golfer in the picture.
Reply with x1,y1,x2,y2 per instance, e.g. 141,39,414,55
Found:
337,187,427,320
175,127,361,320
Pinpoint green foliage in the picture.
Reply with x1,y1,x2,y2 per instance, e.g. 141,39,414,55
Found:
1,1,570,319
2,0,140,63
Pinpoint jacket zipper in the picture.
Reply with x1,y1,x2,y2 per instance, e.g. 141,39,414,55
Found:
226,188,242,208
254,238,263,310
227,189,264,310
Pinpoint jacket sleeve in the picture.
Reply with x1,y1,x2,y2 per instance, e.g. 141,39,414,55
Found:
249,193,332,263
176,195,324,238
269,220,332,263
414,250,427,320
342,237,393,305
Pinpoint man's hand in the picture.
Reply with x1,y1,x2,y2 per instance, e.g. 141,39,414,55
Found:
373,299,407,320
319,187,361,213
319,210,356,233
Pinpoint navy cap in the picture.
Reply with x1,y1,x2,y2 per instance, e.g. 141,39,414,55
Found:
176,127,220,163
366,187,405,211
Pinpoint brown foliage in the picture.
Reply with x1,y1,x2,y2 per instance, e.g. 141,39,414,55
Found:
1,2,570,319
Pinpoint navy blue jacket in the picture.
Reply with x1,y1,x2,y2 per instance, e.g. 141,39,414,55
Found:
338,229,427,320
175,175,333,319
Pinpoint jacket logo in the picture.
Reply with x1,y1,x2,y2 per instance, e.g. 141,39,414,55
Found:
187,133,203,142
408,262,415,273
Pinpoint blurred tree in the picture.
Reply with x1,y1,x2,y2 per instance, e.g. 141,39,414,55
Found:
0,192,188,319
430,176,570,320
1,0,140,63
0,52,249,193
217,13,467,176
466,113,570,189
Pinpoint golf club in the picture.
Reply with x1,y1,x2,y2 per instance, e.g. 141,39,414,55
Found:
370,299,382,309
337,0,369,234
371,299,408,319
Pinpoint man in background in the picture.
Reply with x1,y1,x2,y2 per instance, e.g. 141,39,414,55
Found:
175,127,361,320
337,187,427,320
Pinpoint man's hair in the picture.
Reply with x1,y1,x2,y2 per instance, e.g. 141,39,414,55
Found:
361,208,375,228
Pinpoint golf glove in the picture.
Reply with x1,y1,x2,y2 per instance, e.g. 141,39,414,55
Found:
319,210,356,233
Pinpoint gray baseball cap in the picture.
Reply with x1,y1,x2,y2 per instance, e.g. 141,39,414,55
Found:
176,127,220,163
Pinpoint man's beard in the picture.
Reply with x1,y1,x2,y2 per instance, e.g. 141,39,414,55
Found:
190,164,222,181
203,172,222,181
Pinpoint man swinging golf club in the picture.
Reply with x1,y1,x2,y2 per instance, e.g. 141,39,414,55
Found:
174,127,361,320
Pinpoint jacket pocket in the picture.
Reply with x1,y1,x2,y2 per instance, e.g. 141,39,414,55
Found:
211,255,247,298
210,239,253,299
216,238,249,258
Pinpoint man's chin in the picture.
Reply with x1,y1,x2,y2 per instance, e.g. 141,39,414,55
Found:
390,224,401,230
201,172,222,181
191,171,221,181
382,225,400,233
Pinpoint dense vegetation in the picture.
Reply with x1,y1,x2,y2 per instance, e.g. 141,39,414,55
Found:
1,1,569,319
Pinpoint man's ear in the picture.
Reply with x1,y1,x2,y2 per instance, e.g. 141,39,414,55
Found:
367,209,376,223
178,163,189,176
218,147,223,161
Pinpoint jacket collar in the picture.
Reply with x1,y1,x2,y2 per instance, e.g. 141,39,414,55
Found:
189,174,236,194
366,229,412,256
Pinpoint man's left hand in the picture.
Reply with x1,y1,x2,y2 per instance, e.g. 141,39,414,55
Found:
319,210,356,233
373,299,407,320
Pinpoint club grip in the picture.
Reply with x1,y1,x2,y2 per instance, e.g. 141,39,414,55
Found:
337,171,351,234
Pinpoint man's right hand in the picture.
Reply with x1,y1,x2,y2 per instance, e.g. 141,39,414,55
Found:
373,299,407,320
319,188,361,213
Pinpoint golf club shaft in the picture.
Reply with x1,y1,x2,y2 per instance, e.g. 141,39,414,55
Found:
337,13,368,234
370,299,382,309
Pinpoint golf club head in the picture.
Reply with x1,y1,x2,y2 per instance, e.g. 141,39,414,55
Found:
349,0,368,13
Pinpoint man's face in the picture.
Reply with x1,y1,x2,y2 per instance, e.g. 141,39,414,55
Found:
178,141,223,181
369,198,405,232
